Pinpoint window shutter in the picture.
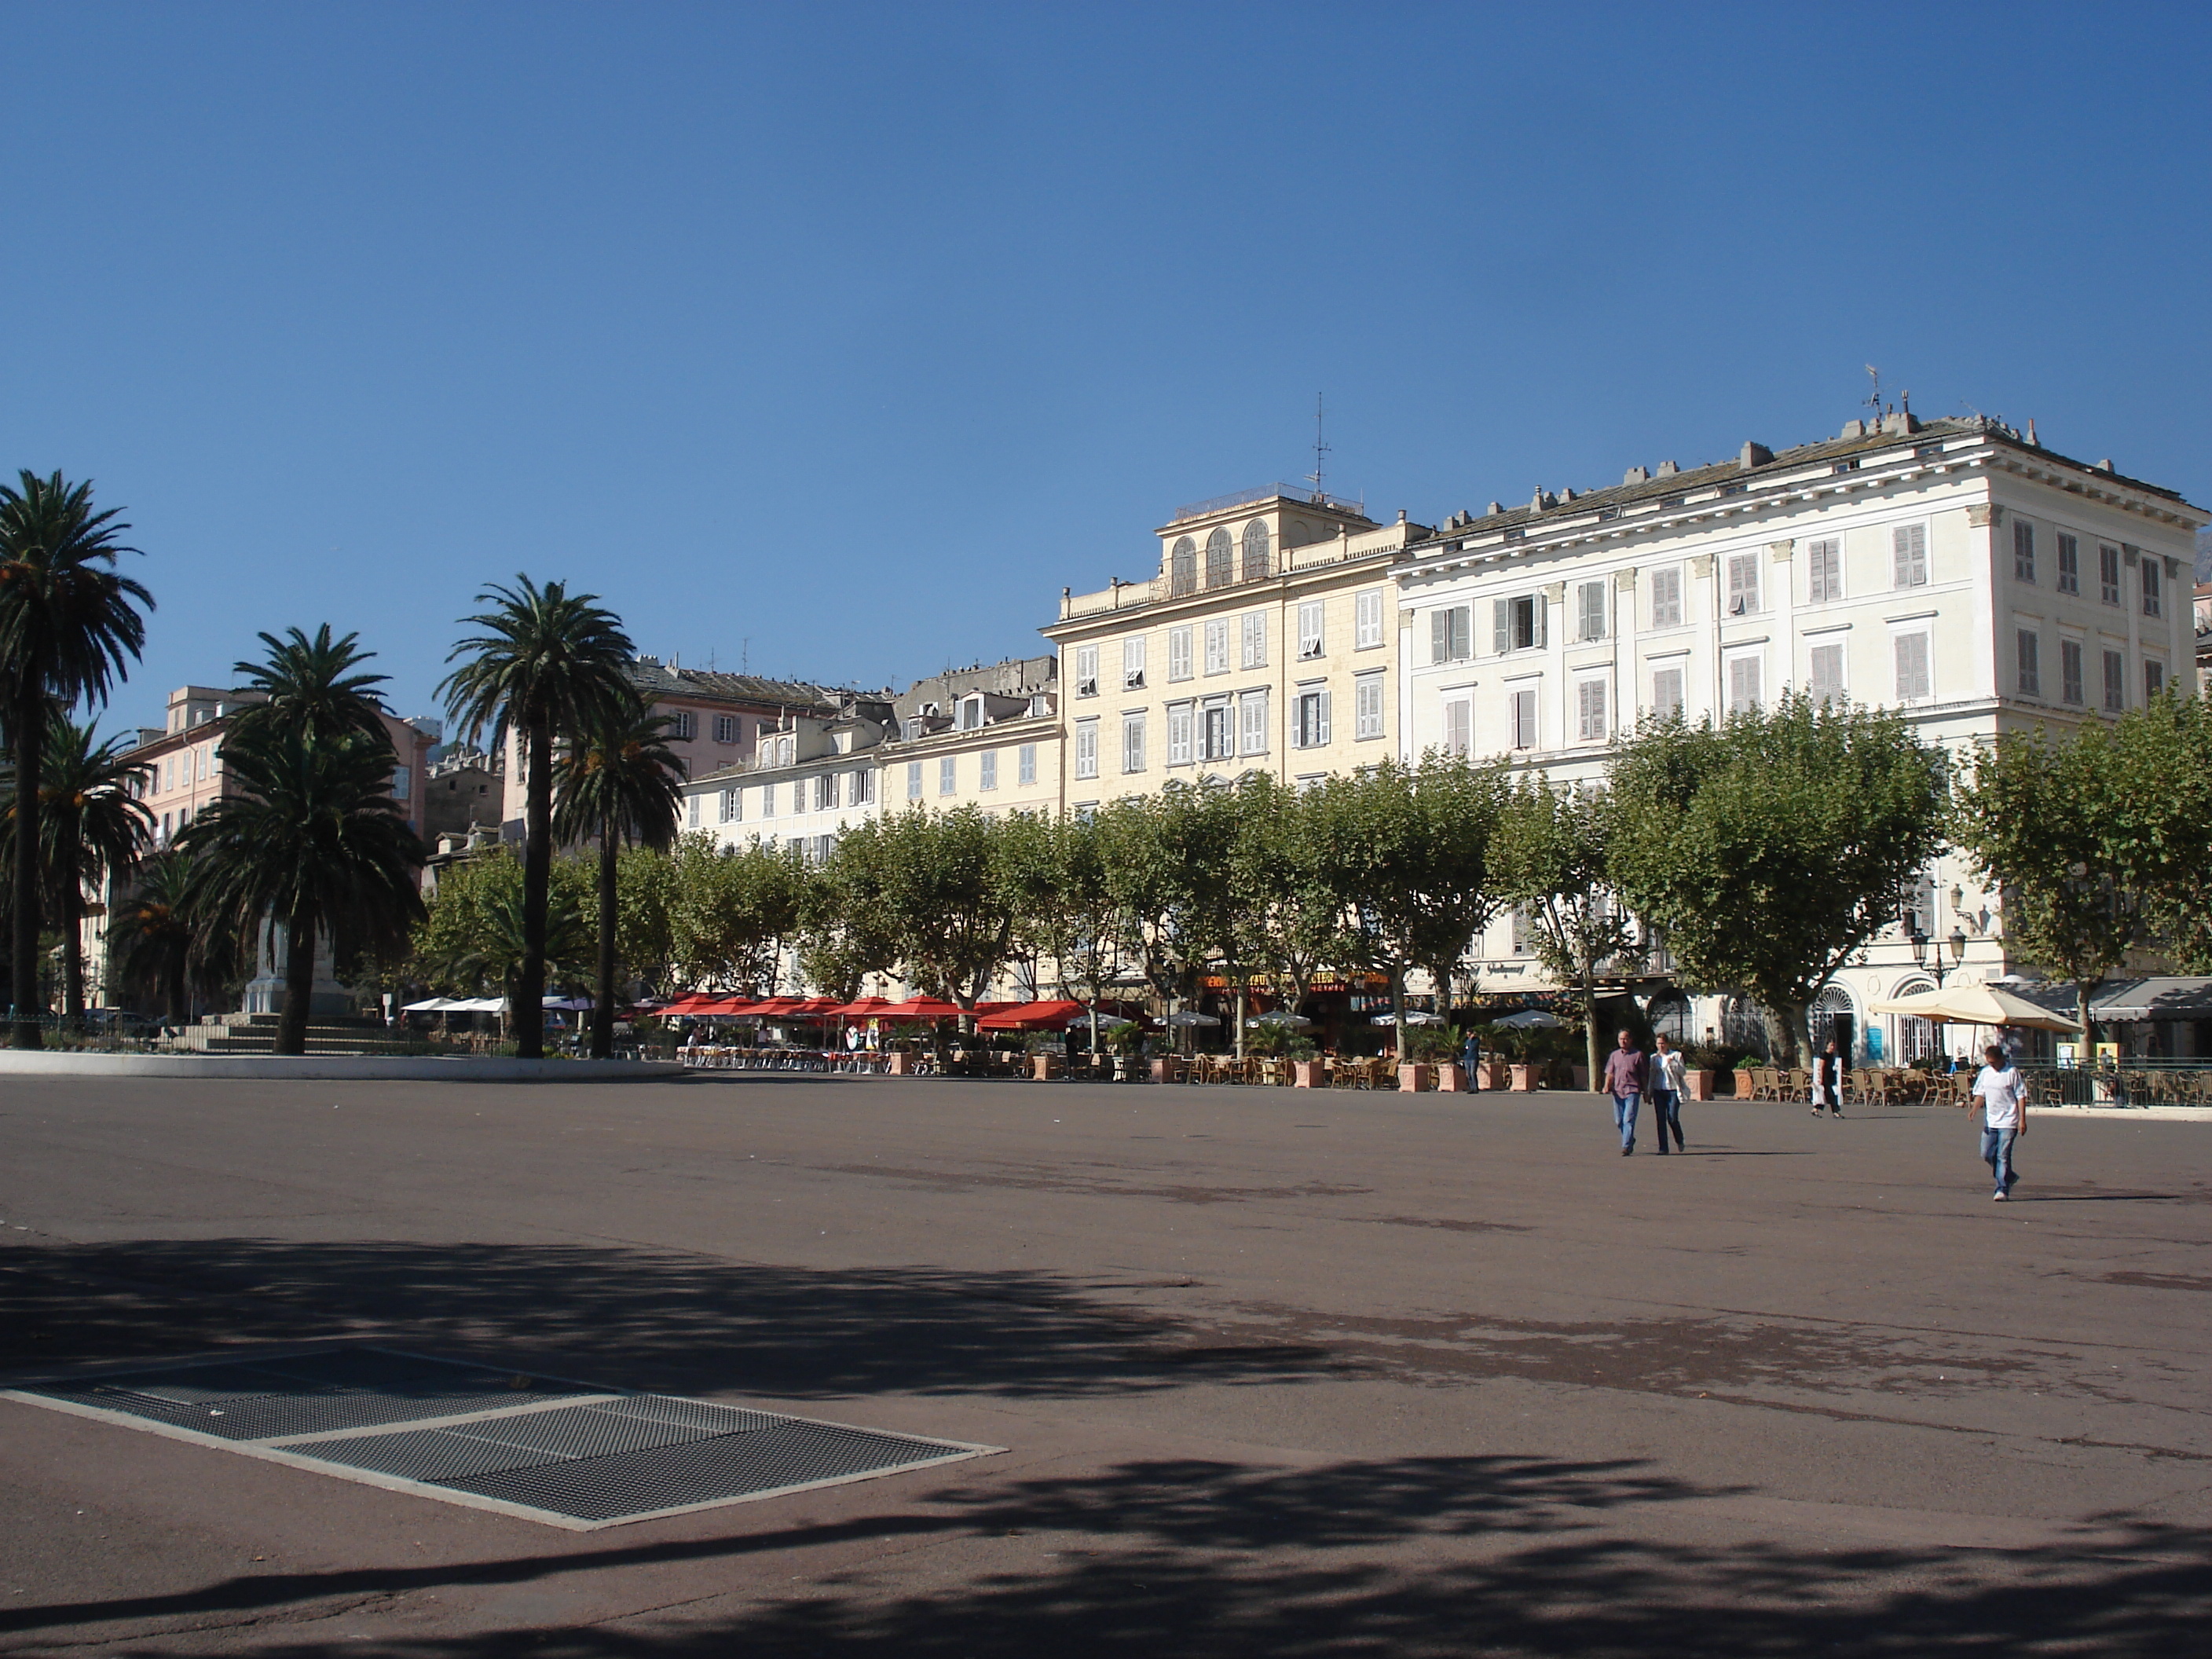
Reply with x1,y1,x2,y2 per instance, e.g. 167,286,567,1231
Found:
1430,609,1449,665
1493,599,1511,655
1532,597,1547,650
1317,689,1331,745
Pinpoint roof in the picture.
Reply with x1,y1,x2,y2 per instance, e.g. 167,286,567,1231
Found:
625,658,855,712
1418,416,2199,549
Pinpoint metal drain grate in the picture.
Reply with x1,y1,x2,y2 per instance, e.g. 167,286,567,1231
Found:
5,1346,998,1529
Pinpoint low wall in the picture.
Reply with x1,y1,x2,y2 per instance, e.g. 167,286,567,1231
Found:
0,1052,679,1082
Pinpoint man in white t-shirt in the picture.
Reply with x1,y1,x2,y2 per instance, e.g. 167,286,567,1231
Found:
1972,1042,2028,1200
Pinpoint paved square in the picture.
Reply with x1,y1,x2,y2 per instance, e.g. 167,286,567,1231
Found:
1,1074,2207,1655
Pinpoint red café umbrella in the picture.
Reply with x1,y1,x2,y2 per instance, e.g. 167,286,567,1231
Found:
782,998,843,1020
660,993,720,1016
976,999,1086,1032
876,996,965,1021
826,996,899,1020
697,996,764,1016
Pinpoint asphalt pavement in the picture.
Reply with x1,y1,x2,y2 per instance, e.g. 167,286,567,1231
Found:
1,1071,2207,1657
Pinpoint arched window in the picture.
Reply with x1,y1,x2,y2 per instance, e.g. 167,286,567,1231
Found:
1205,527,1234,588
1241,519,1270,581
1888,978,1937,1064
1170,537,1197,596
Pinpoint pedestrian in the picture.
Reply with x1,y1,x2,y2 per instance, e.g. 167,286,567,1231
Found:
1972,1042,2027,1200
1811,1038,1846,1118
1650,1032,1687,1152
1602,1029,1647,1156
1461,1027,1481,1092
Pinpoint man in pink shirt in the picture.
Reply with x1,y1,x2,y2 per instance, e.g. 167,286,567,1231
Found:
1602,1029,1648,1156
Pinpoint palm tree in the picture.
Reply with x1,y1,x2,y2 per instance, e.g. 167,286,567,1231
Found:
106,849,235,1023
438,577,634,1060
0,472,152,1047
27,717,154,1024
554,698,687,1057
178,727,426,1055
228,624,395,749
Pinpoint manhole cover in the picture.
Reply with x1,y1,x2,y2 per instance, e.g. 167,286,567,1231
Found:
4,1346,999,1529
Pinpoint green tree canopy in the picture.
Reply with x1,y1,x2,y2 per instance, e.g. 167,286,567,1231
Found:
411,848,595,1026
1495,775,1640,1077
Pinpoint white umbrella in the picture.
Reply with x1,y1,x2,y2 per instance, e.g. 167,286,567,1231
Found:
1866,981,2080,1033
1251,1009,1313,1029
401,997,456,1013
1370,1010,1445,1026
1166,1010,1221,1027
1492,1009,1562,1030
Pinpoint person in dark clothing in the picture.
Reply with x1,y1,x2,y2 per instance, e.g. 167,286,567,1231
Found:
1602,1029,1647,1155
1811,1038,1847,1118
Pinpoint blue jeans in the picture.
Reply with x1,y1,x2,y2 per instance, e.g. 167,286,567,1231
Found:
1982,1126,2018,1192
1650,1089,1683,1149
1613,1092,1641,1151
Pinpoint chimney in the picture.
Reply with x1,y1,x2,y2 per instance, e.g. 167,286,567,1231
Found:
1739,441,1773,470
1656,460,1679,477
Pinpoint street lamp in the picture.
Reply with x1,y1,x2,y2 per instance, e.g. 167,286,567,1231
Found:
1908,924,1970,987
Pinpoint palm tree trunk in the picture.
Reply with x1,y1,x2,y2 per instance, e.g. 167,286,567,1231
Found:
276,908,316,1056
518,716,552,1060
591,818,617,1060
10,683,45,1049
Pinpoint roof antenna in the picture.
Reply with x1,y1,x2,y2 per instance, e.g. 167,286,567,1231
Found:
1305,393,1330,502
742,637,749,675
1863,364,1884,420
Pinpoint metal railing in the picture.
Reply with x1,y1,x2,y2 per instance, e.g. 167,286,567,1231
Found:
1171,483,1366,522
2015,1060,2212,1108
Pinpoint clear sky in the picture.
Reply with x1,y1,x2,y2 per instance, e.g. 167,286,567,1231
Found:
5,2,2207,733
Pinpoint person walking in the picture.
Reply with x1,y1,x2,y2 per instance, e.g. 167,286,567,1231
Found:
1603,1029,1647,1156
1972,1042,2027,1200
1811,1038,1847,1118
1650,1033,1687,1152
1460,1027,1482,1093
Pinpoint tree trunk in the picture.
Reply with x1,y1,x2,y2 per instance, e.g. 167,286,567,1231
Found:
517,716,552,1060
276,909,316,1057
10,683,45,1049
2076,980,2097,1060
590,818,617,1060
1390,961,1407,1061
1774,1002,1806,1069
167,955,186,1025
1582,976,1602,1081
60,852,85,1030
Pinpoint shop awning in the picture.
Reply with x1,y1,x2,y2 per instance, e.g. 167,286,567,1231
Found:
976,1000,1086,1031
2090,977,2212,1022
876,997,965,1020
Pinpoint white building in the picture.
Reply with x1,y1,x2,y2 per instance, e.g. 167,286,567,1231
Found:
1396,414,2206,1061
680,701,893,862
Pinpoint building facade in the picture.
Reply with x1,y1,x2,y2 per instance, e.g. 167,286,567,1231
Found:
878,656,1060,821
1394,415,2207,1060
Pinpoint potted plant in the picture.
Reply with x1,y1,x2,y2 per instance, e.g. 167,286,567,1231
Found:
1027,1031,1065,1082
1101,1020,1148,1082
1403,1024,1457,1092
1287,1035,1327,1088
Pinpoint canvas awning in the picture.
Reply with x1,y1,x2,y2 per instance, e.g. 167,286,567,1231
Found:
2088,977,2212,1022
876,997,965,1020
976,1000,1086,1031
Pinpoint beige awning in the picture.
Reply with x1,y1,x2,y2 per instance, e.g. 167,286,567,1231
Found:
1866,981,2082,1032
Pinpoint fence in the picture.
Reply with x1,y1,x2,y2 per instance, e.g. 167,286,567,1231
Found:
2015,1060,2212,1108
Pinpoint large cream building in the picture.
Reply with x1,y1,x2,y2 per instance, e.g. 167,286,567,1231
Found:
1394,414,2207,1060
1042,485,1430,807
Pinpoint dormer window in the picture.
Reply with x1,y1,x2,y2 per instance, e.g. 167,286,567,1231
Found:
958,695,984,731
903,717,926,742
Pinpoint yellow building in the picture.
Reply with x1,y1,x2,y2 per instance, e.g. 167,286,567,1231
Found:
1042,485,1430,806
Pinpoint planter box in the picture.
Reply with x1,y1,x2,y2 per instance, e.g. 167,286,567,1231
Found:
1509,1064,1540,1093
1150,1057,1183,1085
1686,1068,1715,1102
1031,1053,1064,1082
1291,1060,1328,1089
887,1050,918,1077
1477,1059,1508,1092
1434,1062,1467,1093
1397,1063,1435,1093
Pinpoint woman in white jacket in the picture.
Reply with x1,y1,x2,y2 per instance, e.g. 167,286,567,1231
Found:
1650,1033,1688,1152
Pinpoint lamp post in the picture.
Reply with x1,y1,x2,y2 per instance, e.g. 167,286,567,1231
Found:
1908,925,1970,987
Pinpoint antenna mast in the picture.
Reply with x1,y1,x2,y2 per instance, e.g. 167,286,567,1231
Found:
1305,394,1330,502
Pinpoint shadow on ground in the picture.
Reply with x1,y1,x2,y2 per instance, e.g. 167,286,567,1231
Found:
4,1452,2203,1657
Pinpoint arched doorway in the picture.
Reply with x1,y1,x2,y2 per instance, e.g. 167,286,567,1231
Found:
1811,984,1857,1063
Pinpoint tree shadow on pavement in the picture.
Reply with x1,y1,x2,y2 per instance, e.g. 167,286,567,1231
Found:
0,1238,1334,1399
7,1452,2203,1657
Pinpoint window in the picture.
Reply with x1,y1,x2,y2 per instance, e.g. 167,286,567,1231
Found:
1892,523,1928,588
1239,689,1269,755
1170,537,1196,596
1355,673,1386,740
1074,720,1099,780
1893,634,1930,701
761,782,777,817
1205,526,1233,588
1430,606,1470,664
1017,743,1037,786
1355,589,1385,649
1122,636,1146,690
819,773,840,810
2099,544,2121,606
979,749,998,791
957,696,983,731
210,742,222,775
2056,533,2080,595
391,764,411,801
1293,687,1331,748
1203,618,1229,675
1807,538,1843,603
906,761,924,800
1494,594,1544,652
1577,580,1607,641
713,714,740,743
2013,521,2037,583
1121,712,1146,772
1242,519,1270,580
1728,654,1764,712
2146,660,2166,700
1074,644,1100,697
1241,611,1267,669
851,767,874,804
1298,599,1324,659
1442,698,1472,757
1510,903,1536,955
1652,666,1684,721
670,709,696,740
2102,649,2126,712
2142,557,2163,617
1167,625,1192,682
1508,687,1537,750
720,786,741,822
2060,639,2085,705
1809,643,1844,704
1725,551,1760,615
1201,702,1232,761
687,792,700,828
2016,628,2041,698
1166,701,1192,766
1576,679,1607,742
1650,566,1683,628
939,756,957,796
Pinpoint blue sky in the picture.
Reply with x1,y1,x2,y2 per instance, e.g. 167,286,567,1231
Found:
5,2,2207,731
